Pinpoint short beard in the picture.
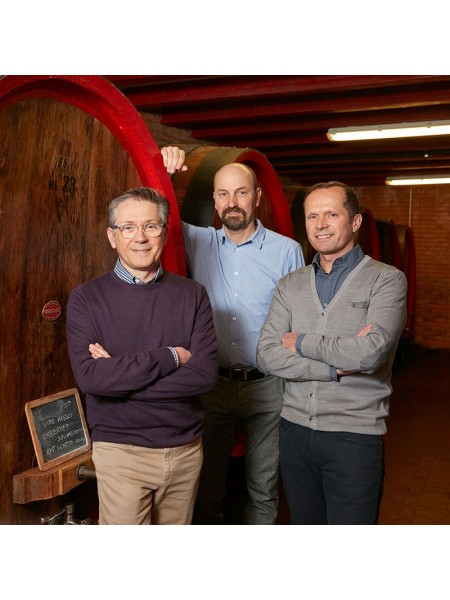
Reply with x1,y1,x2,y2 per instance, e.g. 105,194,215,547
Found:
221,207,249,231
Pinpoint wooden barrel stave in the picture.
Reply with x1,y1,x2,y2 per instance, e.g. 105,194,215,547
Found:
282,183,314,263
376,218,402,269
357,207,381,261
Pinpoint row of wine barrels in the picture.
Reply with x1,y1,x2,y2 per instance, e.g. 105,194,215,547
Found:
375,219,416,344
397,224,417,341
282,184,312,262
376,219,402,270
373,219,417,358
359,208,381,261
0,75,181,524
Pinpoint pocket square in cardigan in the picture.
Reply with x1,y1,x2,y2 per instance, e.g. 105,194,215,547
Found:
350,301,369,309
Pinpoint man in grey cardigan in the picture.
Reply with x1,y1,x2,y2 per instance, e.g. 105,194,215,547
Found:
256,181,407,524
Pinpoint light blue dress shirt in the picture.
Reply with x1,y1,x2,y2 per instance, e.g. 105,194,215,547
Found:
182,219,304,368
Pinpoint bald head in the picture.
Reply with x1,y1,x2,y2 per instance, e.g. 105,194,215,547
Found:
214,163,258,192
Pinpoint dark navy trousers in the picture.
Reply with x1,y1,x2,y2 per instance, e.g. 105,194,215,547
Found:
279,418,384,525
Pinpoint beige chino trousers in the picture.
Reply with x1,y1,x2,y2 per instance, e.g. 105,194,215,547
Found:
93,438,202,525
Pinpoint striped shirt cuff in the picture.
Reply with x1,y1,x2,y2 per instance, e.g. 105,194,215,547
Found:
168,346,179,368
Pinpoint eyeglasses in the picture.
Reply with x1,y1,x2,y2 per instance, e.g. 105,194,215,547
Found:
110,222,165,239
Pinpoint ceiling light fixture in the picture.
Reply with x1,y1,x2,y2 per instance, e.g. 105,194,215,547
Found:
327,120,450,142
385,175,450,186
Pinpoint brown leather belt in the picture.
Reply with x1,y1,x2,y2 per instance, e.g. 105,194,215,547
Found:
218,367,266,382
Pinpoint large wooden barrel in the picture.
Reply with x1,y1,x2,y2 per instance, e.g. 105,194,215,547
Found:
376,218,402,269
0,75,182,524
375,218,409,356
397,224,416,341
357,208,381,260
171,145,295,239
283,183,314,264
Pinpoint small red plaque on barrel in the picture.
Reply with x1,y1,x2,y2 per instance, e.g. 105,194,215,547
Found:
42,300,62,321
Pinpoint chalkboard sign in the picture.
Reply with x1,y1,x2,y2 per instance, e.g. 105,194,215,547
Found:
25,388,91,471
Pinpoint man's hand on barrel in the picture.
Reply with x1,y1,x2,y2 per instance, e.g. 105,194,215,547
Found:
161,146,188,174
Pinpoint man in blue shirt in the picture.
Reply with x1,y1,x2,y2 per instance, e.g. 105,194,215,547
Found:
163,148,304,524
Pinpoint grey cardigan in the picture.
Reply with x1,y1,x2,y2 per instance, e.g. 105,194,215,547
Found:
256,255,407,435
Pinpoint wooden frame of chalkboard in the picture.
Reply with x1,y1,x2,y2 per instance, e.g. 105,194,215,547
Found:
25,388,91,471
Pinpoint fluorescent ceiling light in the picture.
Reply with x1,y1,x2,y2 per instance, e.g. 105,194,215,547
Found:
327,120,450,141
386,175,450,186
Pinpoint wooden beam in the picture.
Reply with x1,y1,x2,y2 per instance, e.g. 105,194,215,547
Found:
155,83,450,126
116,75,450,108
192,105,450,140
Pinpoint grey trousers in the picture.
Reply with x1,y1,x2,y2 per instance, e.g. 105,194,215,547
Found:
193,374,283,524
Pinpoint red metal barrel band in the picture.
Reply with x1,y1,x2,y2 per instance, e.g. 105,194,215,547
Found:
0,75,185,275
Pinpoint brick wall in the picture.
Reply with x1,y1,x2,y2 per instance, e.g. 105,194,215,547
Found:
355,185,450,349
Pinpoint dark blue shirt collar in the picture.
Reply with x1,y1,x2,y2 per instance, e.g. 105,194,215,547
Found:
312,244,364,274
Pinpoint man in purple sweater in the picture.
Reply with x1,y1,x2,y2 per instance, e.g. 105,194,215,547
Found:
66,187,218,524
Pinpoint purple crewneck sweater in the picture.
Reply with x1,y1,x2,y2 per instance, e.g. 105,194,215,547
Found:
66,270,218,448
